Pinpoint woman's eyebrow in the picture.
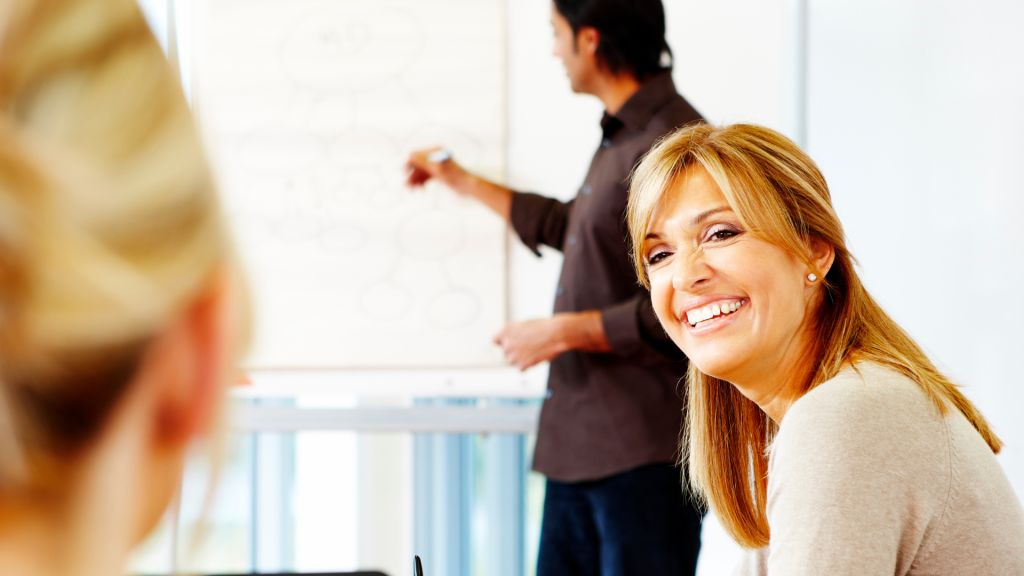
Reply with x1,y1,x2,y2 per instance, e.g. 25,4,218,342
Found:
691,205,733,226
644,206,734,240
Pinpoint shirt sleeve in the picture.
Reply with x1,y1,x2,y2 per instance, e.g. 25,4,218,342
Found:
600,166,685,362
764,372,949,576
601,292,686,363
509,191,573,256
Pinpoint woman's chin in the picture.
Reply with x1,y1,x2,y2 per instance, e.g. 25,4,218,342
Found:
688,351,745,383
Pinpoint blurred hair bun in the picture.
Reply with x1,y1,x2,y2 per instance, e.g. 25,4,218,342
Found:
0,0,231,488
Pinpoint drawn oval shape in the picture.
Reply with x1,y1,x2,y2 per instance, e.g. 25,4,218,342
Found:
398,210,464,260
426,290,481,330
361,281,414,321
282,6,422,93
321,224,368,254
238,130,325,174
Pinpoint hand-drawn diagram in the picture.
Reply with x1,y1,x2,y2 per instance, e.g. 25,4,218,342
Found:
198,0,507,368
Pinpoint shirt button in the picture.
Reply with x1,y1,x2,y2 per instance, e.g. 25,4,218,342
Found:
582,184,592,196
568,235,578,246
545,390,553,399
601,138,612,148
556,285,564,296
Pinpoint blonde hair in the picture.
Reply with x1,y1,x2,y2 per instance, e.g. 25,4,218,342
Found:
627,123,1001,549
0,0,229,488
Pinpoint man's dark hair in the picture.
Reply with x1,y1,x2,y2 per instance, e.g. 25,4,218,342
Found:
554,0,672,80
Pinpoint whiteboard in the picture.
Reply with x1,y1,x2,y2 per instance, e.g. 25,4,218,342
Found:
195,0,508,369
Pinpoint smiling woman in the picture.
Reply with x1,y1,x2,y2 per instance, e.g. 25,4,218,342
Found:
626,123,1024,574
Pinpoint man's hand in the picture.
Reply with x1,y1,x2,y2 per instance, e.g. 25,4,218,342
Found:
405,147,469,190
403,146,514,221
493,317,569,371
493,311,613,371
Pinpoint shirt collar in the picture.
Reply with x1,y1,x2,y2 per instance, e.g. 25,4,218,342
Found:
600,112,624,139
606,71,679,133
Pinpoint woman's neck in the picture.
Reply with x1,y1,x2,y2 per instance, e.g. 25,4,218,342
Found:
0,488,134,576
730,327,820,424
0,429,150,576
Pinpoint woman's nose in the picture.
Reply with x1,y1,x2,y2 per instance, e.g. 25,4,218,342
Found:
671,250,711,291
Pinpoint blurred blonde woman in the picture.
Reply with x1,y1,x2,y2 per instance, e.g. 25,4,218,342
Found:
627,123,1024,575
0,0,241,574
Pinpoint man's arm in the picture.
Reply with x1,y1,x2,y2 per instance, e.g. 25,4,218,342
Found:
406,148,573,253
596,177,686,364
491,176,680,371
602,293,686,362
407,147,671,366
493,311,611,371
494,293,682,371
406,148,513,220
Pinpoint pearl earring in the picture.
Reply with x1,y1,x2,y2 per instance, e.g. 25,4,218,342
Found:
808,273,818,282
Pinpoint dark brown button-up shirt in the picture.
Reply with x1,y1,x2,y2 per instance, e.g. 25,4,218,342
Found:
511,73,703,482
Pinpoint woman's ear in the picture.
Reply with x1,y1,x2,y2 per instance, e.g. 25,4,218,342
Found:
808,237,836,280
143,271,237,449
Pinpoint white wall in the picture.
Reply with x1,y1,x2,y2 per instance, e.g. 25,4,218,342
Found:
807,0,1024,497
136,0,169,50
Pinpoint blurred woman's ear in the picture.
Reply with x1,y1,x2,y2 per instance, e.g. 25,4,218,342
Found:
145,270,237,450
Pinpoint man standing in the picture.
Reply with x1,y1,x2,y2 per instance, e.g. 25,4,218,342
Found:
406,1,704,574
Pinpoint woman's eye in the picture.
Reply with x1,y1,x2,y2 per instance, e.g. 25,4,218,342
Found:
648,250,670,265
704,225,741,243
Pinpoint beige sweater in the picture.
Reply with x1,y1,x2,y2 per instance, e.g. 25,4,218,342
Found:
734,363,1024,576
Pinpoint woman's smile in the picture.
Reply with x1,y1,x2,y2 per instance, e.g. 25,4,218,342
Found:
680,296,748,333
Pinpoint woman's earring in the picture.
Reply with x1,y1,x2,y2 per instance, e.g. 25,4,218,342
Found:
807,273,818,282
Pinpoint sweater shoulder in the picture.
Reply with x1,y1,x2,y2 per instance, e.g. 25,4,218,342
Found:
782,362,939,433
772,362,947,471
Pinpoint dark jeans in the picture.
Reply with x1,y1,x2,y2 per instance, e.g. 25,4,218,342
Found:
537,463,704,576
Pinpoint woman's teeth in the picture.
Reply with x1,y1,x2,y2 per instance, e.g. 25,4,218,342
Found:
686,300,746,328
